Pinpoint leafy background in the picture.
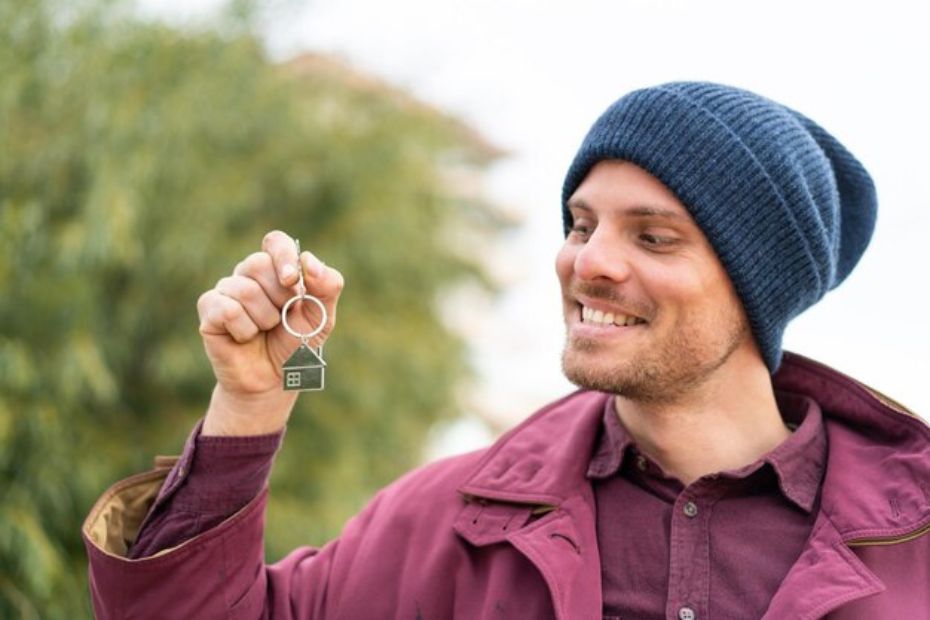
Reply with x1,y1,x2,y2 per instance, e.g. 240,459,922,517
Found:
0,1,507,617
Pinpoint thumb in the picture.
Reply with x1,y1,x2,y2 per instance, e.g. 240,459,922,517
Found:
301,253,346,304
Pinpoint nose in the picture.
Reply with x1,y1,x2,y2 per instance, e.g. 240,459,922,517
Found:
572,229,633,283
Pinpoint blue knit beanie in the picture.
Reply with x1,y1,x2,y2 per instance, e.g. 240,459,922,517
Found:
562,82,877,372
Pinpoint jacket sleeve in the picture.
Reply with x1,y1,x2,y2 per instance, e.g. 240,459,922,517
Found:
82,453,378,619
81,426,483,619
128,423,282,559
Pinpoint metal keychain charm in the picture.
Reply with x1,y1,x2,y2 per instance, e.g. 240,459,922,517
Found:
280,240,327,391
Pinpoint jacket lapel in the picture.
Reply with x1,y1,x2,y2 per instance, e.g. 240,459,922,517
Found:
452,493,601,620
454,390,608,620
762,513,885,619
765,352,930,619
508,493,600,620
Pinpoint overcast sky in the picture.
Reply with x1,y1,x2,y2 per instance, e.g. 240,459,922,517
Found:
143,0,930,435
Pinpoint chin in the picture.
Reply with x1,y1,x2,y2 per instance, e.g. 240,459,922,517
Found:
561,346,636,395
562,323,751,403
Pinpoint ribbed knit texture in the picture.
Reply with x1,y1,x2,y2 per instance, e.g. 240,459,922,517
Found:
562,82,877,372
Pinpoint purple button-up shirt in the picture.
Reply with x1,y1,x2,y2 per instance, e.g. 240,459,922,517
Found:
129,429,283,559
131,390,827,620
588,390,827,620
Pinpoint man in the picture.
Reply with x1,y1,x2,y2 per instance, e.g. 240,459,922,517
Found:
83,82,929,619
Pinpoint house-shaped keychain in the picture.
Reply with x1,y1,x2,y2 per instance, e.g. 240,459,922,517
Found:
282,343,326,391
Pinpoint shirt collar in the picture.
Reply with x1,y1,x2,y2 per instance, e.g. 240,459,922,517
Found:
585,390,827,513
586,397,635,479
762,390,826,512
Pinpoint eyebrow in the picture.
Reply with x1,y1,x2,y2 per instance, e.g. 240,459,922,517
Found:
567,199,687,221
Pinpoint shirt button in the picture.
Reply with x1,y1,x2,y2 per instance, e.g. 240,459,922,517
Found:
678,605,696,620
683,501,698,518
634,455,647,471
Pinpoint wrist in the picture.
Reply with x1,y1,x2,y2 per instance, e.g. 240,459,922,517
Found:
202,384,298,437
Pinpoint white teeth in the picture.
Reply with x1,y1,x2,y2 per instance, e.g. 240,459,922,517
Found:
580,305,643,326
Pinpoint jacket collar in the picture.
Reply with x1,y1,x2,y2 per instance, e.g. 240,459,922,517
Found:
457,389,605,508
454,390,606,620
762,511,885,619
774,352,930,541
458,351,930,539
454,352,929,620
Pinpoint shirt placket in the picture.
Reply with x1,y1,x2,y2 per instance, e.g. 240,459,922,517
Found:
665,480,723,620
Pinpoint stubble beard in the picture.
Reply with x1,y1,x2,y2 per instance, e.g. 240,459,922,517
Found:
561,310,749,405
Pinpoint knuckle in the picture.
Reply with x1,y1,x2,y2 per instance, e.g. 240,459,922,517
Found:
242,251,269,271
196,290,213,310
238,278,259,302
235,253,271,279
262,230,289,251
258,313,280,331
197,290,221,318
220,301,241,324
247,281,272,308
205,306,225,327
231,325,252,343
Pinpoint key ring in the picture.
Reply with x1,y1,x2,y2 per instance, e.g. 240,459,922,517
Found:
281,294,327,342
281,239,328,344
281,238,328,392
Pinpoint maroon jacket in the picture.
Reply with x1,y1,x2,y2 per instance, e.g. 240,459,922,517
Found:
83,353,930,619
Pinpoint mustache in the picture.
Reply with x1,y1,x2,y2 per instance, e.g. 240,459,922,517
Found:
569,281,655,320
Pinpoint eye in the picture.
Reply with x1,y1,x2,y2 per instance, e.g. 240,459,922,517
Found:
639,233,662,244
568,219,594,240
638,231,679,249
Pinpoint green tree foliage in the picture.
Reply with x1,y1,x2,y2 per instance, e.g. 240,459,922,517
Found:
0,1,505,617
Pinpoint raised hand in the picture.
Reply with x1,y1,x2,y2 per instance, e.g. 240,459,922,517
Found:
197,230,345,436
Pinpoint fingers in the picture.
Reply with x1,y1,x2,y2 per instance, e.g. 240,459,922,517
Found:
233,252,294,308
300,249,325,280
299,253,344,336
301,252,343,302
197,290,260,343
203,231,346,343
215,276,280,331
255,230,335,296
262,230,301,288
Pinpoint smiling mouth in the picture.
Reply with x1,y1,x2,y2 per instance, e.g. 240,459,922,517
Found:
579,304,648,327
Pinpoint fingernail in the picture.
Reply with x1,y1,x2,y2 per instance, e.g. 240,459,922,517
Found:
281,264,296,281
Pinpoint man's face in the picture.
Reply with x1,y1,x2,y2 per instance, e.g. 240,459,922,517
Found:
556,160,754,402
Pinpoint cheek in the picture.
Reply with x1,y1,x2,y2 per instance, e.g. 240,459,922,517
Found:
656,264,740,324
639,265,707,317
555,243,575,283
